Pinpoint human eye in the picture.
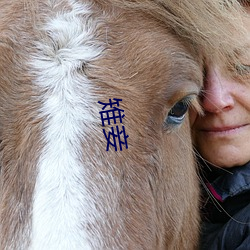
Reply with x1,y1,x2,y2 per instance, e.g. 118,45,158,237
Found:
165,95,197,128
235,63,250,76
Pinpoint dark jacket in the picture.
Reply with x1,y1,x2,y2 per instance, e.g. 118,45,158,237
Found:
199,161,250,250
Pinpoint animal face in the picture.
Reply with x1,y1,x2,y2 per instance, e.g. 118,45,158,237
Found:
0,0,241,249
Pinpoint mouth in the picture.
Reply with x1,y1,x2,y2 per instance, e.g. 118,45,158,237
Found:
201,124,249,135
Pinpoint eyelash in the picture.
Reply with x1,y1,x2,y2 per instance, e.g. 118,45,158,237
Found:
165,96,195,127
235,64,250,76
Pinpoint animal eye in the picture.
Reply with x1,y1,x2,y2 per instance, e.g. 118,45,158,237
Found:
166,97,191,126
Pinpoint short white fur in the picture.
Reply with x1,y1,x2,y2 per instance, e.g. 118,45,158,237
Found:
30,1,104,249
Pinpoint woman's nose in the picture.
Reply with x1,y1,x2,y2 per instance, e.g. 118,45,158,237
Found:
201,66,235,113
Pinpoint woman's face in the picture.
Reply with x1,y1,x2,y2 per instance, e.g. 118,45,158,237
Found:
191,8,250,168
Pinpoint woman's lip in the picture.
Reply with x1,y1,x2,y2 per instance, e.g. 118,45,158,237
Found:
201,124,248,133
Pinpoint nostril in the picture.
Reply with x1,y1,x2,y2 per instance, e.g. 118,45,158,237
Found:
199,86,234,114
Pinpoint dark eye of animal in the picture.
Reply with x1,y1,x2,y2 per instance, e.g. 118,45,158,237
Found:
166,97,190,125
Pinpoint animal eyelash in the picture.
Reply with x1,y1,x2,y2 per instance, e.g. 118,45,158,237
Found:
165,94,202,128
189,96,203,116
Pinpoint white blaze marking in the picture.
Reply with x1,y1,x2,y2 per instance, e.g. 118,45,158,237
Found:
30,1,103,249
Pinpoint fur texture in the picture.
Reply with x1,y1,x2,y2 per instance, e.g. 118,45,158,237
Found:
0,0,246,249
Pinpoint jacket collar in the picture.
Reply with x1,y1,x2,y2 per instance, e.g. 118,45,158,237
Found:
201,161,250,202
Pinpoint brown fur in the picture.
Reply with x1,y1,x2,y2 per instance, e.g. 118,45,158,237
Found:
0,0,246,249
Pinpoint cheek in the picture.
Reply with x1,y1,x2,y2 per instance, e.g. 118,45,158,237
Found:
237,85,250,109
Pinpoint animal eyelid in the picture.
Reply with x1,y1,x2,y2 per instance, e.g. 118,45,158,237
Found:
166,95,195,127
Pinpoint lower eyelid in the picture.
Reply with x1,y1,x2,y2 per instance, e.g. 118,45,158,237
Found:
167,114,186,124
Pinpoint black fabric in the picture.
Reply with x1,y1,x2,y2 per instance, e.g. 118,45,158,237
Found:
199,161,250,250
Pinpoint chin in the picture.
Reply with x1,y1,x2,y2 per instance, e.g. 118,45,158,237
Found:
206,155,249,169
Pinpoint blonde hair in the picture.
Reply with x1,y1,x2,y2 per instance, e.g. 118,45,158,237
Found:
98,0,246,70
